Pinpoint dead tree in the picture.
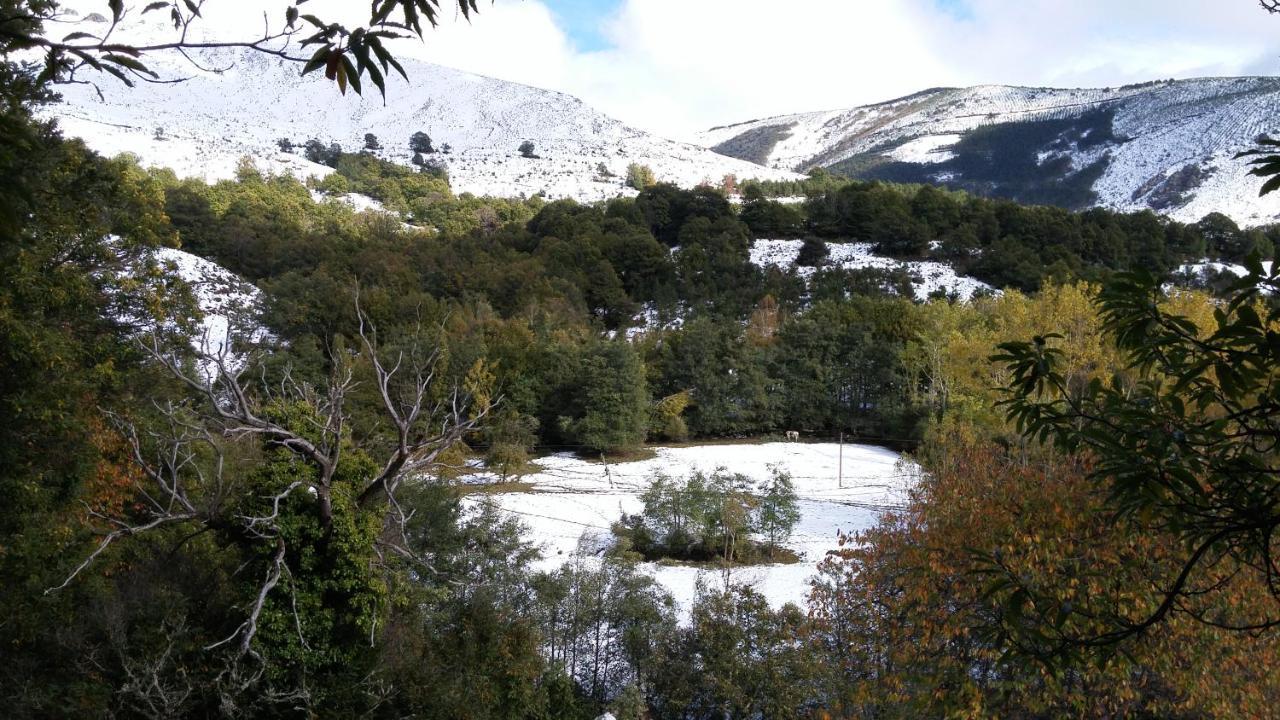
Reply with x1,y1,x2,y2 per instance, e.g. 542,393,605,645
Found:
51,312,485,665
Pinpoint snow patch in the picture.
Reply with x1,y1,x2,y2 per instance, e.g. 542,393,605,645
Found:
155,247,265,375
749,239,996,302
886,134,960,164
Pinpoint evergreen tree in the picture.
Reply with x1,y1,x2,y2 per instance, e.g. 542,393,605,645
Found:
410,130,435,155
796,236,829,267
564,342,649,454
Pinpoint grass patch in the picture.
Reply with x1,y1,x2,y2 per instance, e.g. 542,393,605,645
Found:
574,447,659,463
454,481,539,497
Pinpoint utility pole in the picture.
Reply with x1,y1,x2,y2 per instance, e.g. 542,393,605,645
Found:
838,431,844,489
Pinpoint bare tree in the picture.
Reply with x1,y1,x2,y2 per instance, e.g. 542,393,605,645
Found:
51,310,486,665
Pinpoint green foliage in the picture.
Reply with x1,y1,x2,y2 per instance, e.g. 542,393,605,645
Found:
739,195,804,238
410,130,435,154
304,138,344,167
625,163,656,191
795,236,828,266
648,584,817,720
485,406,539,481
617,469,798,565
561,341,650,454
1236,133,1280,196
649,390,691,442
756,468,800,552
532,556,676,708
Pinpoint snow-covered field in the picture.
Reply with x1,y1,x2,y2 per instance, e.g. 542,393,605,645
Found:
701,78,1280,226
749,239,996,301
464,442,912,618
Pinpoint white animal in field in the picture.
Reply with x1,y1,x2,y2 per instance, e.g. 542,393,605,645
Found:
785,430,800,442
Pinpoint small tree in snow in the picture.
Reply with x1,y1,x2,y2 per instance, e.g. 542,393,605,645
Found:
755,467,800,556
363,132,382,151
519,140,538,159
626,163,655,191
796,237,830,267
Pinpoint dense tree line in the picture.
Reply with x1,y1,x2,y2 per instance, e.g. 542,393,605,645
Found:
743,176,1280,292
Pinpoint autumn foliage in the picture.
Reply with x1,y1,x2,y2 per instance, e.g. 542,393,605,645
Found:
809,435,1280,718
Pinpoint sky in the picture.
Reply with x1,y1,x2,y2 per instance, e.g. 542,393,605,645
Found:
87,0,1280,139
383,0,1280,139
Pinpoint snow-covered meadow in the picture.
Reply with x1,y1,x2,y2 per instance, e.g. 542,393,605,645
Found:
463,442,913,619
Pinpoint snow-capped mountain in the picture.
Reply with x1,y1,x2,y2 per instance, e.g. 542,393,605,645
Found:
700,79,1280,226
44,10,800,201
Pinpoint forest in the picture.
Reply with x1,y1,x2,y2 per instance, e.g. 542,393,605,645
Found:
6,2,1280,718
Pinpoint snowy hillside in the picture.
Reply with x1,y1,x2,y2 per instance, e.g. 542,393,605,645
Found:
749,239,995,302
44,8,800,201
463,442,911,618
700,79,1280,226
154,247,264,374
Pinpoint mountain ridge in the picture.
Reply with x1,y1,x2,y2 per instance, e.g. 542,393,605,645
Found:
41,8,802,201
699,77,1280,226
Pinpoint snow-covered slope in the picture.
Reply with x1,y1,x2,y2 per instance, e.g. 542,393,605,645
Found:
154,247,264,375
749,239,995,302
701,79,1280,226
44,10,800,201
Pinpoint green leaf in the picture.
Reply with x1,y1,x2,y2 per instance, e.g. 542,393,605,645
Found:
340,54,362,95
103,54,156,77
301,45,329,76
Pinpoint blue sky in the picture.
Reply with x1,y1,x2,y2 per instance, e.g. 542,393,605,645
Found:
934,0,973,20
548,0,623,51
551,0,973,51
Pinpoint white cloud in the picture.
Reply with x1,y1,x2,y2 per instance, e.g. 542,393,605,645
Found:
66,0,1280,138
397,0,1280,138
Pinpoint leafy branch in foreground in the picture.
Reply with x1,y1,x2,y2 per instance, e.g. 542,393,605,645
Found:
990,257,1280,659
1236,135,1280,196
3,0,488,97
